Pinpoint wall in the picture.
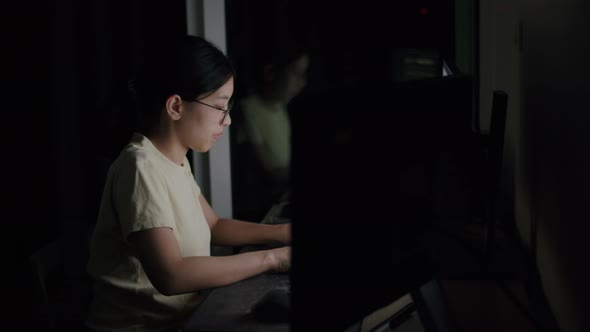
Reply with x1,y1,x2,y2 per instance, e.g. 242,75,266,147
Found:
518,0,590,331
469,1,590,330
479,0,522,224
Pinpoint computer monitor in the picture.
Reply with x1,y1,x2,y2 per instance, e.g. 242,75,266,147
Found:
289,75,473,330
390,48,443,83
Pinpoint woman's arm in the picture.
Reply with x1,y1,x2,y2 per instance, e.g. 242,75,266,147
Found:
128,227,290,296
199,194,291,246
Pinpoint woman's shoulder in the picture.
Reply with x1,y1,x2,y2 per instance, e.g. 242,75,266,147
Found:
240,94,269,113
116,139,149,164
109,139,158,178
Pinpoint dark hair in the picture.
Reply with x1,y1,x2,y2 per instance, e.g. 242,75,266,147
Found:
130,35,235,133
251,36,308,91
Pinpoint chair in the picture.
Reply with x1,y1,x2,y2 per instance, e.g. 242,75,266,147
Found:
29,238,92,331
30,239,63,331
431,90,509,274
481,90,509,270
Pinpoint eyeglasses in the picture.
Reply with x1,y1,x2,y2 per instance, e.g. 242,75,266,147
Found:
193,99,232,124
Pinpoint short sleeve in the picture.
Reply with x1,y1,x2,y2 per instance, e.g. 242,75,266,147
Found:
242,100,264,145
113,159,175,240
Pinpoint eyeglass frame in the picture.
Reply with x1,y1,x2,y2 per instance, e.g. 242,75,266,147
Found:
191,99,232,124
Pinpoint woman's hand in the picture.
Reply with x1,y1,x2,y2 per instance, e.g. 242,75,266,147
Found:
266,246,291,272
277,223,291,245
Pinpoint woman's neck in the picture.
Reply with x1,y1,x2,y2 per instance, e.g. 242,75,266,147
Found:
146,128,187,166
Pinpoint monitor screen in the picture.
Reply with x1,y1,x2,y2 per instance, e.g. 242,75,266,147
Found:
390,48,443,83
289,75,473,330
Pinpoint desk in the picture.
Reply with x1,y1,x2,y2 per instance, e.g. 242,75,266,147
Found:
183,273,290,332
340,279,455,332
183,202,291,332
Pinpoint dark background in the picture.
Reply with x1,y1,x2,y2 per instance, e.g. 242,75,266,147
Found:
5,0,590,331
5,1,189,328
5,0,458,328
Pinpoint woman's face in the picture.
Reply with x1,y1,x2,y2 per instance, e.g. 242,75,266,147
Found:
177,76,234,153
275,54,310,103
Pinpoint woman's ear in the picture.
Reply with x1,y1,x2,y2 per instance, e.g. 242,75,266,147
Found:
164,94,183,121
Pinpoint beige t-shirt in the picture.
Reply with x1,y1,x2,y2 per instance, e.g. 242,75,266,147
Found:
86,133,211,332
241,94,291,170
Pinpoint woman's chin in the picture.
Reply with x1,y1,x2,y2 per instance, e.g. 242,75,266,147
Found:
191,145,209,153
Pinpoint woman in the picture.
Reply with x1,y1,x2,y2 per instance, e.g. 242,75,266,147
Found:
233,38,310,221
86,35,291,332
